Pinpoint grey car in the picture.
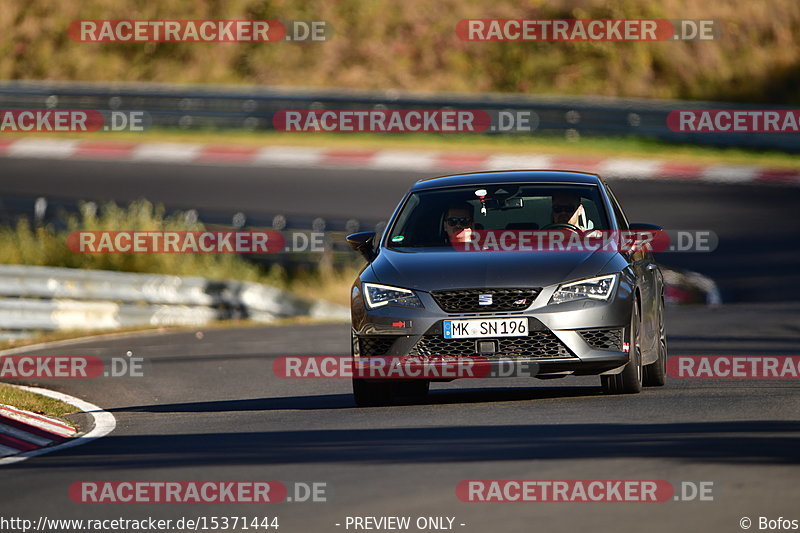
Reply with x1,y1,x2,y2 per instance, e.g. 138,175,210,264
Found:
346,170,667,406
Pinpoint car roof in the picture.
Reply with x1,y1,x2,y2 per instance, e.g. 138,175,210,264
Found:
410,170,603,191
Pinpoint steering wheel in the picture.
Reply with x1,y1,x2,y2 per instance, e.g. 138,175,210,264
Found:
541,223,581,232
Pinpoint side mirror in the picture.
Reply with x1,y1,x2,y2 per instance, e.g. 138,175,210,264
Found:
629,223,662,231
346,232,378,262
627,223,664,254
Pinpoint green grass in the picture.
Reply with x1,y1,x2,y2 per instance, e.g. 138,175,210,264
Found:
0,383,77,421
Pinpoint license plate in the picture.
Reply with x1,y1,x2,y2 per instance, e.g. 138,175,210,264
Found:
443,318,528,339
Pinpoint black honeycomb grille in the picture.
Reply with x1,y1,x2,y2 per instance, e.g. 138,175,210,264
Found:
578,328,623,351
358,336,396,356
409,331,573,359
431,288,541,313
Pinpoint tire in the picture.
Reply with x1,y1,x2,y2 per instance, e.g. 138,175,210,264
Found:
601,298,643,394
352,378,393,407
350,331,428,406
393,380,430,399
351,331,395,407
643,295,667,387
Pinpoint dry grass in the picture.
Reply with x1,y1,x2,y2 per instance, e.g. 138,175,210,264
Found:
0,199,358,307
289,263,360,307
0,383,77,421
1,0,798,103
0,200,283,284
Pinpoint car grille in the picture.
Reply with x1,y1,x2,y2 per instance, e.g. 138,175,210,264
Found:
409,331,573,359
430,288,541,313
578,328,623,351
358,336,396,356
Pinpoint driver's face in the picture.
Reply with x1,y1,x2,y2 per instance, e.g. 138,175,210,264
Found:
551,194,581,225
443,207,473,240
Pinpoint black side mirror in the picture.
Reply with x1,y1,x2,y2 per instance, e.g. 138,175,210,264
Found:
346,232,378,262
627,223,664,254
629,223,663,231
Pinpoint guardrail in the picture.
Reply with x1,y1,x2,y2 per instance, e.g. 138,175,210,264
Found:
0,265,348,340
0,81,796,152
0,261,718,341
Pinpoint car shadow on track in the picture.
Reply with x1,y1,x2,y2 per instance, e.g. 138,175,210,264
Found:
101,385,603,413
9,420,800,470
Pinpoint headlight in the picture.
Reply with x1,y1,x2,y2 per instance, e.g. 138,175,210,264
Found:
363,283,423,309
550,274,617,305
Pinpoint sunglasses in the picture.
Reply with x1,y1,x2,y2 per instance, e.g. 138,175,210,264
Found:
445,217,473,227
552,204,578,214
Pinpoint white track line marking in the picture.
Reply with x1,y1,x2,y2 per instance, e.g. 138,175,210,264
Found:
598,158,662,180
485,154,554,169
1,404,77,436
0,443,22,457
701,165,760,183
0,424,54,447
252,146,325,166
6,139,79,158
0,385,116,466
369,150,437,170
131,143,202,162
0,139,796,186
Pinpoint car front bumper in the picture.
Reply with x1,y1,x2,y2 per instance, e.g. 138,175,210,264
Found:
351,283,635,379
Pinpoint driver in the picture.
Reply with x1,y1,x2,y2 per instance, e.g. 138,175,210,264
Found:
442,202,475,245
551,192,589,229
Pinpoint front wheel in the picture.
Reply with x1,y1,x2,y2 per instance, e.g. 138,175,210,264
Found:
352,379,429,407
352,378,393,407
643,295,667,387
601,299,643,394
393,380,430,399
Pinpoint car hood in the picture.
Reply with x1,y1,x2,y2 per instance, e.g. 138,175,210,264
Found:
369,248,618,292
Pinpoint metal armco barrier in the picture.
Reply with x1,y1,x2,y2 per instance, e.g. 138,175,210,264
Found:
0,81,796,152
0,265,348,339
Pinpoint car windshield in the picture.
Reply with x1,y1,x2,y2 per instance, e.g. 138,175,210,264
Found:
386,183,610,249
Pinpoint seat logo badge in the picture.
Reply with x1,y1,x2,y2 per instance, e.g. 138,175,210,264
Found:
478,294,493,306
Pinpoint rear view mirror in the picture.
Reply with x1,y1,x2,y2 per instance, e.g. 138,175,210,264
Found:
482,198,523,210
346,232,378,262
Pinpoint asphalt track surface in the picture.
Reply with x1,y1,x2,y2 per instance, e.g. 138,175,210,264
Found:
2,307,800,532
0,157,799,532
